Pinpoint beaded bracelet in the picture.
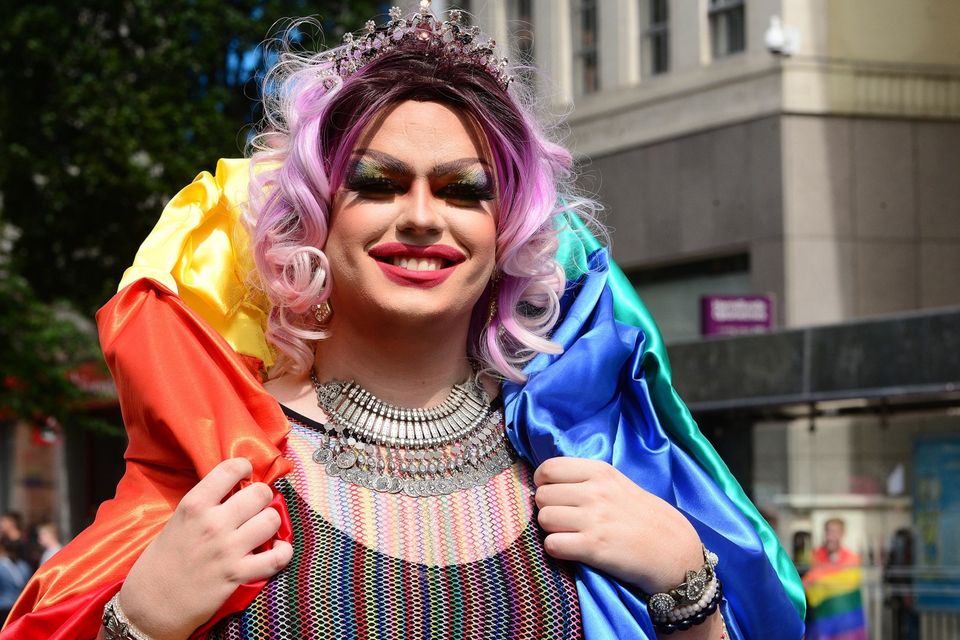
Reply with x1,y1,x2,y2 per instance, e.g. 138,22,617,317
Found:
653,582,723,634
662,575,719,622
646,546,719,617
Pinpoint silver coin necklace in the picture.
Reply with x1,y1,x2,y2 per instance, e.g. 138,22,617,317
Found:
308,373,516,497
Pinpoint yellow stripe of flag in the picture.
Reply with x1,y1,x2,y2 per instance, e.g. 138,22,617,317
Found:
805,567,862,608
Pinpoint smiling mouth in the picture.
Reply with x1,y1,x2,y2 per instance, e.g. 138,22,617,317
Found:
368,243,465,288
368,243,466,272
384,256,448,271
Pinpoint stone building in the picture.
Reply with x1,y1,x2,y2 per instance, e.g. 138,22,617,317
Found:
453,0,960,635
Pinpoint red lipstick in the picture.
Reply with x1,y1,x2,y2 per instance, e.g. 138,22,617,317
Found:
368,242,466,288
368,243,466,262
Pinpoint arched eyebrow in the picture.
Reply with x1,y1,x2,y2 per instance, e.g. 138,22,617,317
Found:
351,148,491,178
431,157,492,179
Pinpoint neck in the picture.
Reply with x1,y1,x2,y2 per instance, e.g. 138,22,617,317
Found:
313,316,475,408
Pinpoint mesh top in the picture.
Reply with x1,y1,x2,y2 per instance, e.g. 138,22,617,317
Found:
209,408,583,640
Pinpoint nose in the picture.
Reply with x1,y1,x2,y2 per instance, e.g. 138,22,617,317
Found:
396,178,443,236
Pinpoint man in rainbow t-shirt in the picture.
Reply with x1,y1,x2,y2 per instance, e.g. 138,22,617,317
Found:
803,518,869,640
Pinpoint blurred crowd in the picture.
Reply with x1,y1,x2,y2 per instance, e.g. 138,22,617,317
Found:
0,511,63,623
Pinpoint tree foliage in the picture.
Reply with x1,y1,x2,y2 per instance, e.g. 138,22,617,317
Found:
1,0,377,315
0,0,377,430
0,220,111,432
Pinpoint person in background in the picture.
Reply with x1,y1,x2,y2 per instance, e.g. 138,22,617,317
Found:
0,513,30,579
0,513,23,554
793,530,813,577
803,518,868,640
816,519,860,567
36,524,63,566
0,539,27,627
885,528,918,640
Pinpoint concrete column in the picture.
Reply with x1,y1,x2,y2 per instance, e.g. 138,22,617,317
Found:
621,0,640,85
671,0,708,71
599,0,640,89
533,0,573,103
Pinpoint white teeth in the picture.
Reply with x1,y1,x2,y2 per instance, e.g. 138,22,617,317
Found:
391,256,443,271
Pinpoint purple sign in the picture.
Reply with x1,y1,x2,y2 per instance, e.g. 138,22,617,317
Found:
701,295,774,336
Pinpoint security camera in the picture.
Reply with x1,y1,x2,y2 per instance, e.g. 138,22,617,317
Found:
765,15,800,57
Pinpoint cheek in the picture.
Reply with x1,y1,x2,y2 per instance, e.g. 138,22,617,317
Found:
321,228,346,271
325,207,378,262
322,225,366,292
464,216,498,262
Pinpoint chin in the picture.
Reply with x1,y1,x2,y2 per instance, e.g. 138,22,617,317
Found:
378,288,480,324
389,301,477,326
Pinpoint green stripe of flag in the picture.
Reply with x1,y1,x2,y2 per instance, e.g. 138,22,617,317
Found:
813,589,863,619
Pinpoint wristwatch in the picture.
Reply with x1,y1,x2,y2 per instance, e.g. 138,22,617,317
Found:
103,593,152,640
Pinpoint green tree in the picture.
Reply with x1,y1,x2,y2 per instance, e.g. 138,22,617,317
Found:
0,0,377,315
0,217,111,432
0,0,377,430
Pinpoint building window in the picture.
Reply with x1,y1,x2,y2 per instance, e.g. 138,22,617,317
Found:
709,0,745,59
628,254,751,343
641,0,670,76
572,0,599,94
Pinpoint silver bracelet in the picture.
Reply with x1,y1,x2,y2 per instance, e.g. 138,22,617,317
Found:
663,574,719,621
646,545,720,622
102,593,154,640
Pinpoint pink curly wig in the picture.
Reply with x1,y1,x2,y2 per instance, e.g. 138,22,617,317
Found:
246,21,600,382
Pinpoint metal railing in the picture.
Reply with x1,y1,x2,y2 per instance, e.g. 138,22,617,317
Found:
856,566,960,640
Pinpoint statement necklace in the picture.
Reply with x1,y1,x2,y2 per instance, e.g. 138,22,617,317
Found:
308,374,516,497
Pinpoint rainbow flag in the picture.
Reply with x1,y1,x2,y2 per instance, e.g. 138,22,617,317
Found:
803,564,868,640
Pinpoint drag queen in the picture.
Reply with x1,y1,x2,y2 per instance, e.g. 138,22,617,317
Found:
3,4,805,639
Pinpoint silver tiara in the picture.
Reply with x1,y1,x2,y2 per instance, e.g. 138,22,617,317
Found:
326,0,514,90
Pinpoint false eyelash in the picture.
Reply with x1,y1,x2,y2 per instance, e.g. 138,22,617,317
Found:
345,176,401,193
440,182,496,201
440,166,495,200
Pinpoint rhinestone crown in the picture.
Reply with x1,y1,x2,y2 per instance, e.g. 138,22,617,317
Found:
326,0,513,90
